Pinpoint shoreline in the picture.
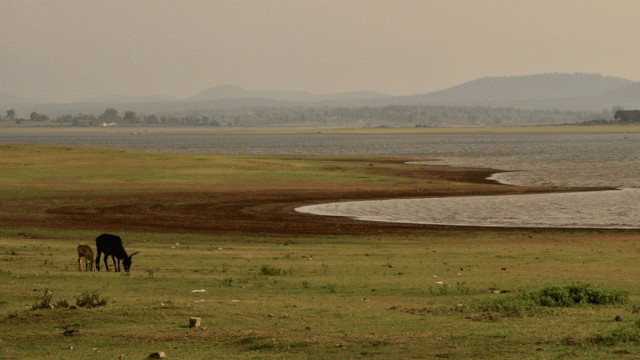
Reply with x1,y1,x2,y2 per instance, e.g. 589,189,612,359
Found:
296,158,634,229
295,188,637,229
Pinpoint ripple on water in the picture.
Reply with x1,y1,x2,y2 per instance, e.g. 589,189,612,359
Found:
295,188,640,229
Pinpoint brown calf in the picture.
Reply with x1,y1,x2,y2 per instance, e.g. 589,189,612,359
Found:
77,244,96,272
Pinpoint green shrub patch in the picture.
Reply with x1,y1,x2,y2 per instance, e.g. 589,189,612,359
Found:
476,284,629,317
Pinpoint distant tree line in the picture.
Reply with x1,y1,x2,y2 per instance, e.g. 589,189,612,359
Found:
60,108,225,127
575,109,640,126
2,105,633,127
614,110,640,123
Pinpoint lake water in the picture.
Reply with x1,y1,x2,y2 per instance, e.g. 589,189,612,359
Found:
295,189,640,229
2,129,639,228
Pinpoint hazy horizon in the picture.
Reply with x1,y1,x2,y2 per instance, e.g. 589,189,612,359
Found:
2,0,639,103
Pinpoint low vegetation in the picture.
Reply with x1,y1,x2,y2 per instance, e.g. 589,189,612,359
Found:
2,103,619,128
3,229,640,359
477,284,629,318
1,145,640,359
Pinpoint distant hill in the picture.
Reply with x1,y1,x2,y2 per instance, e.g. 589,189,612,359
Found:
2,73,638,117
79,94,180,103
0,92,31,106
186,85,390,102
480,82,640,111
391,73,635,109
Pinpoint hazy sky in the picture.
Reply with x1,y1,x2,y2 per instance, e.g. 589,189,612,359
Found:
1,0,639,103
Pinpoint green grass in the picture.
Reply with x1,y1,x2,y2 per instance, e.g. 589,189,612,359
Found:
0,144,428,191
2,230,640,359
2,144,640,358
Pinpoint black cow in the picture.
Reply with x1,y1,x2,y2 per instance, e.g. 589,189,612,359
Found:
95,233,139,272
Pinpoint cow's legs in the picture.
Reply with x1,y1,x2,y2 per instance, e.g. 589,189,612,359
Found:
111,255,119,272
96,252,102,271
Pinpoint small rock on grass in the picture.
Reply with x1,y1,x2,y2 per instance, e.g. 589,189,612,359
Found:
189,317,201,328
148,351,166,358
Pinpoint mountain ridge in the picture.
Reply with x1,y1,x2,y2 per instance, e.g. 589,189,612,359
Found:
1,73,638,113
392,73,633,105
80,94,180,104
185,85,391,102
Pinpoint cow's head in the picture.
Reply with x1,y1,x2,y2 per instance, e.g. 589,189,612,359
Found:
123,251,140,272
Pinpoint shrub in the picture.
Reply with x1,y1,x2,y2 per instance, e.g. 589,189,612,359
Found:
323,283,337,293
5,312,18,319
590,327,640,345
76,291,107,307
429,283,449,296
31,289,71,310
259,265,296,276
531,284,628,307
456,282,471,295
55,299,69,308
31,289,53,310
260,265,282,276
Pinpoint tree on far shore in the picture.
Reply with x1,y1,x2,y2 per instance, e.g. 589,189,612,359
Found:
100,108,118,122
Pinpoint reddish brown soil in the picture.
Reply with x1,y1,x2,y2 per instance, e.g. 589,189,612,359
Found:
1,159,611,237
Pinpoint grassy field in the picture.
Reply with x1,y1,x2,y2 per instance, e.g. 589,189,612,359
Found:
2,144,640,359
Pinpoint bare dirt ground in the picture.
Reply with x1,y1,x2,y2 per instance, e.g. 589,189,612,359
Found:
2,159,610,237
